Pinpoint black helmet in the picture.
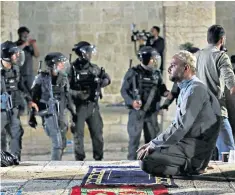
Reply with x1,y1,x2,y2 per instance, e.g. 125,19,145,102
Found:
72,41,96,61
44,52,67,68
137,46,161,66
1,41,20,62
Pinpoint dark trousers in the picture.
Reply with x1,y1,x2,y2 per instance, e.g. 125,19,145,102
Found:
58,111,68,151
127,109,160,160
72,102,104,161
140,116,222,176
140,146,187,176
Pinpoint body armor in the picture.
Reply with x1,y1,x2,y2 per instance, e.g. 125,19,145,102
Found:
71,64,99,102
132,65,161,112
1,65,21,108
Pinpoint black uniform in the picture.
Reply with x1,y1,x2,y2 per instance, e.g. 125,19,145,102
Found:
69,58,111,161
121,64,168,160
121,46,168,160
1,41,32,160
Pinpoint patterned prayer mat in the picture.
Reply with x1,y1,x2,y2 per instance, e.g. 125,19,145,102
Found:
80,166,175,187
70,166,177,194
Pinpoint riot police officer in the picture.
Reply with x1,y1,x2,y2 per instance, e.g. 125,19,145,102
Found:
69,41,111,161
1,41,38,161
121,46,169,160
30,52,76,160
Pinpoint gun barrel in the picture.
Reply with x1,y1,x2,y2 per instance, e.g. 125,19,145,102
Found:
38,60,43,73
69,54,72,63
129,59,133,68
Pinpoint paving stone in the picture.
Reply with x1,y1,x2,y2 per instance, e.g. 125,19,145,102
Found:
0,167,14,176
60,180,83,195
47,161,84,167
20,179,69,193
0,179,28,195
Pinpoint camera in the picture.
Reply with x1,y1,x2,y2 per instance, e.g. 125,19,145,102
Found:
130,23,153,42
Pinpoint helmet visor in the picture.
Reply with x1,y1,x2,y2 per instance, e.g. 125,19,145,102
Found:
9,46,20,55
80,45,97,55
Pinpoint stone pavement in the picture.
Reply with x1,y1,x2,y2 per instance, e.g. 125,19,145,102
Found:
1,161,235,195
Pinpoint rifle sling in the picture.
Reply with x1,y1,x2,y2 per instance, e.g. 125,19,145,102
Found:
142,85,157,113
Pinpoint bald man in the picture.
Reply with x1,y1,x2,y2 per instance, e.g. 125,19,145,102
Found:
138,51,221,176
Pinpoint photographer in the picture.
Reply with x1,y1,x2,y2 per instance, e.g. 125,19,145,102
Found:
15,26,40,91
147,26,165,74
131,24,152,55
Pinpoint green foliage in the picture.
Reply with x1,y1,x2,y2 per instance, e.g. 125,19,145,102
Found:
179,42,194,50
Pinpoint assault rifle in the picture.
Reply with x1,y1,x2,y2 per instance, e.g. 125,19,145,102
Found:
131,59,141,106
94,67,105,103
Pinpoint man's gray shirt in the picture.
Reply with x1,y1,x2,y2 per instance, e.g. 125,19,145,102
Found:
150,76,221,158
196,45,235,117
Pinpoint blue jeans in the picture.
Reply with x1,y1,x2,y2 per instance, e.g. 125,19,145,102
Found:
216,117,235,160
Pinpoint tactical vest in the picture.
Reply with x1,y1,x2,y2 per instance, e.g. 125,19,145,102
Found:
1,65,21,108
133,66,161,111
35,73,67,112
1,66,19,93
71,65,98,101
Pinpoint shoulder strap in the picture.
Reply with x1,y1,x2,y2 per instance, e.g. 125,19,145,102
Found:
142,85,157,112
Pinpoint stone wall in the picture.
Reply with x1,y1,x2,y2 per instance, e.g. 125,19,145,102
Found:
216,1,235,56
1,1,19,42
162,1,215,126
18,1,164,103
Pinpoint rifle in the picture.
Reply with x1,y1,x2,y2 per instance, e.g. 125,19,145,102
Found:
69,54,72,64
132,66,141,107
94,67,105,103
129,59,133,69
38,60,42,74
0,75,13,122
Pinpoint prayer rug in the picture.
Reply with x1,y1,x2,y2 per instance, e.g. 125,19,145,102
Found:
69,166,174,195
81,166,174,187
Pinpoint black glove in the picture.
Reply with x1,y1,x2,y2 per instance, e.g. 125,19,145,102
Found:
28,110,38,128
160,104,169,110
72,113,77,124
70,113,77,134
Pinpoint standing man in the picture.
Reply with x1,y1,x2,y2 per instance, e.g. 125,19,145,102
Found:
121,46,169,160
29,52,76,160
138,51,221,176
147,26,165,74
16,26,40,91
1,41,38,161
196,25,235,160
69,41,111,161
225,55,235,137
